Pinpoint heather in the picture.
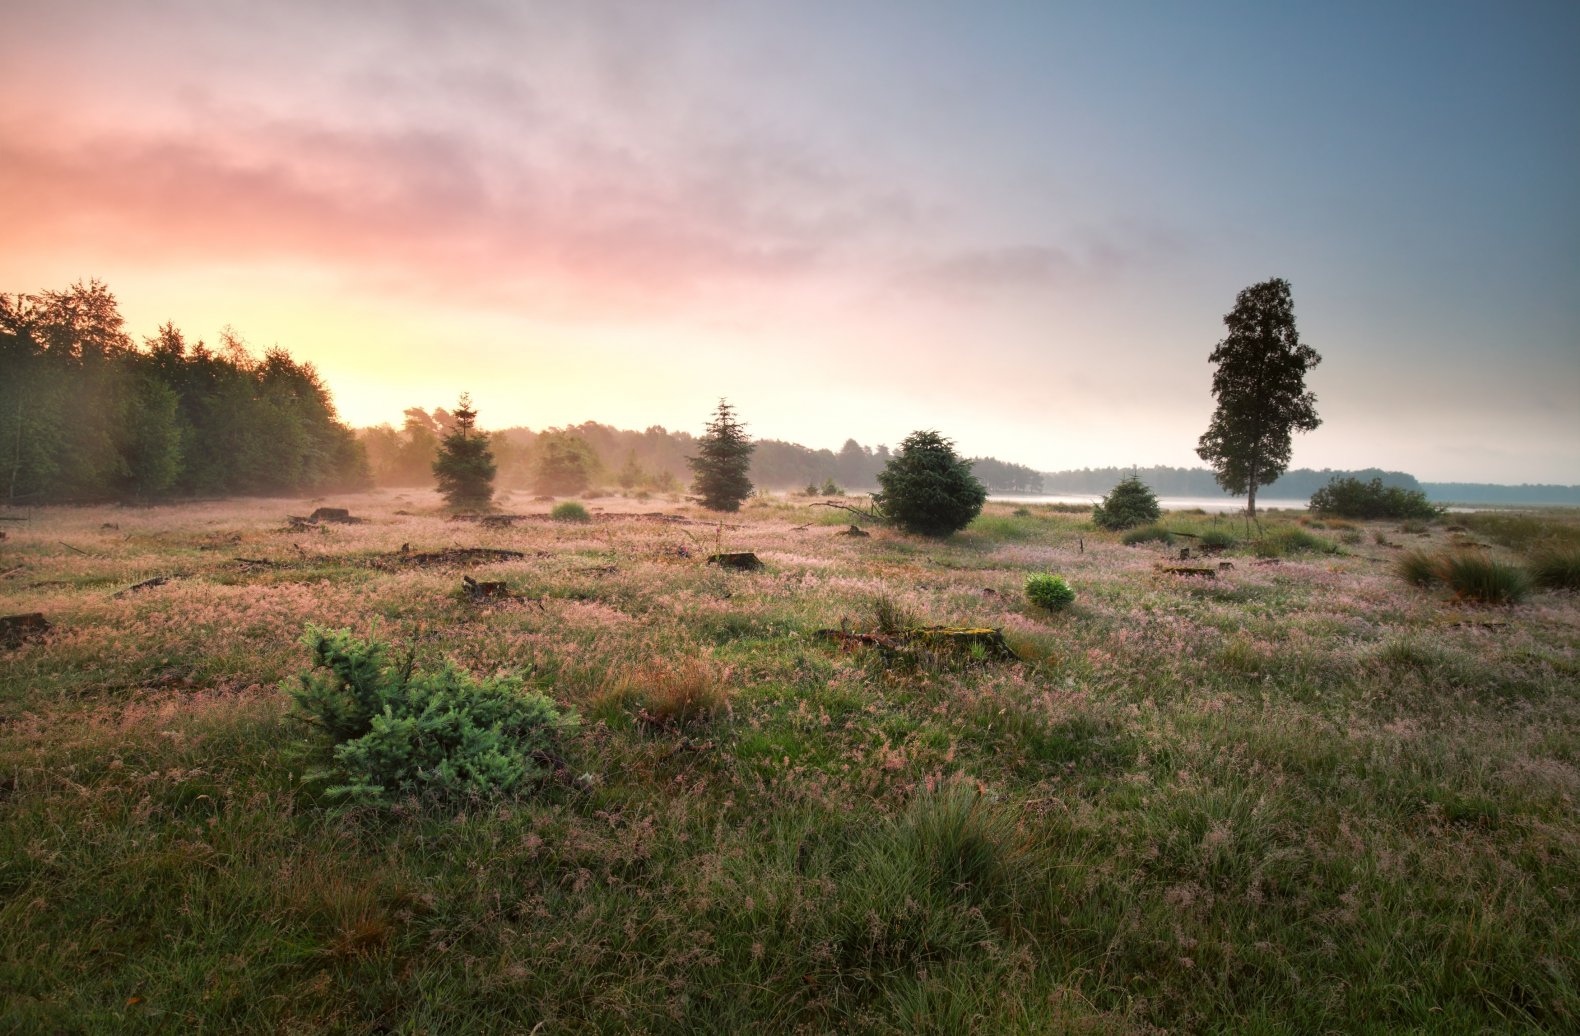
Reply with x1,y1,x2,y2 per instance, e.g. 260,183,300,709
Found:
2,493,1577,1033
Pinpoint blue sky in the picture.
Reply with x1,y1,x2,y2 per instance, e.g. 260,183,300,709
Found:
2,0,1575,482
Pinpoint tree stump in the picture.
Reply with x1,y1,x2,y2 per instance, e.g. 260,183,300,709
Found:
1,613,50,650
707,552,763,571
839,525,870,538
1157,565,1217,579
906,626,1020,660
309,507,355,523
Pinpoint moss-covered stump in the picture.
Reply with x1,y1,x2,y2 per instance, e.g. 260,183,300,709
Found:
707,552,764,571
905,626,1020,660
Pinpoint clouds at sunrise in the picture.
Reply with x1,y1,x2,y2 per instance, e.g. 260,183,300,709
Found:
2,0,1576,482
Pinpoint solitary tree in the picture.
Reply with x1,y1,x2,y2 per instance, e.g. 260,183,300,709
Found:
688,398,755,511
874,430,987,537
432,393,495,511
1091,471,1161,531
1196,278,1321,518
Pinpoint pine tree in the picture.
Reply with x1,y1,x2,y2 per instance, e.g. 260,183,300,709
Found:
1196,278,1321,517
432,393,496,511
687,399,754,511
874,430,986,537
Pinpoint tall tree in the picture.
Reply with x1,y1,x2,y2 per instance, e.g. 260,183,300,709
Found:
432,393,496,511
1196,278,1321,517
688,398,754,511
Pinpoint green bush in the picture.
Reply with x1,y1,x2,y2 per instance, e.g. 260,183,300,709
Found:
1092,474,1161,531
874,430,987,538
289,626,577,802
1255,526,1337,557
1530,549,1580,591
1396,549,1441,586
1309,476,1441,520
1198,528,1237,551
1437,553,1530,605
550,501,591,522
1121,525,1173,546
1025,574,1075,611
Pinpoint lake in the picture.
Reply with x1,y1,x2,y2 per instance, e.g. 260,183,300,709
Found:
986,493,1311,513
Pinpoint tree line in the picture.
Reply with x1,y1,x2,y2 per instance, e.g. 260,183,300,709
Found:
359,418,1045,495
1,282,368,504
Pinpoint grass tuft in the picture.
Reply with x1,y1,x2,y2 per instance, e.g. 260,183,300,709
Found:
1529,548,1580,591
1437,552,1531,605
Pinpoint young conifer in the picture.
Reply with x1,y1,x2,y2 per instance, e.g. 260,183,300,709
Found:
432,392,496,511
687,398,755,511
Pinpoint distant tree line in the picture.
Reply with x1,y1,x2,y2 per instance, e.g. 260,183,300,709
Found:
1038,466,1425,499
1,281,368,504
359,421,1044,495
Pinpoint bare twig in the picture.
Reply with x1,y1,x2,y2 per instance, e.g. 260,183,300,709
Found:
58,541,93,557
810,501,883,522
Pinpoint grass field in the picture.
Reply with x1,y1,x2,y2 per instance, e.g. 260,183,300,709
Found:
2,491,1577,1034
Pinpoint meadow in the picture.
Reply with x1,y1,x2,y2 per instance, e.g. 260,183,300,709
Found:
1,491,1576,1034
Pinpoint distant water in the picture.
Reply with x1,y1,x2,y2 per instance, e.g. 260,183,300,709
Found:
988,493,1311,514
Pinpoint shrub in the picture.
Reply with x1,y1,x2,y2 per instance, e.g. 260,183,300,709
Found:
1255,526,1337,557
1092,474,1161,531
873,430,987,538
550,501,590,522
1309,476,1441,520
1025,574,1075,611
1198,528,1237,551
688,399,755,512
612,658,731,730
1121,525,1173,546
1437,553,1530,605
1530,549,1580,591
1396,549,1441,586
289,626,576,802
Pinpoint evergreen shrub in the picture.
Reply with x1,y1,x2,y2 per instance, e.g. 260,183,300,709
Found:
1092,474,1161,531
289,626,576,802
874,430,987,538
551,501,591,522
1025,574,1075,611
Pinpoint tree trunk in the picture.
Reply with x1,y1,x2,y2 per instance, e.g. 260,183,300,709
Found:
1247,459,1259,518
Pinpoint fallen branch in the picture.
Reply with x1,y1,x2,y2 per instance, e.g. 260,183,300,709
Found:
810,501,884,523
113,575,173,597
58,541,93,557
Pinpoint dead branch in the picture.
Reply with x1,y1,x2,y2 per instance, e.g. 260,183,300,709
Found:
810,501,884,522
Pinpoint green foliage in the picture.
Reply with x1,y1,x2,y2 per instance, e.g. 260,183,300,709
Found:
820,477,842,496
1254,526,1338,558
1121,525,1173,545
1309,476,1441,520
1024,573,1075,611
533,430,597,496
550,501,590,522
289,626,576,802
432,393,496,511
687,398,755,512
1,282,368,502
1198,528,1237,551
1092,473,1161,530
1437,553,1531,605
1196,278,1322,515
874,430,987,538
1530,549,1580,591
1396,550,1441,586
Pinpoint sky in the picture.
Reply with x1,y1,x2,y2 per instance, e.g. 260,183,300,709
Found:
2,1,1576,484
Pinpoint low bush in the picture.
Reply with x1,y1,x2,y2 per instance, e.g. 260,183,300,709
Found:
1025,574,1075,611
550,501,591,522
1309,476,1442,520
1121,525,1173,546
1530,549,1580,591
1396,549,1441,586
1092,474,1161,531
1198,528,1237,551
1437,553,1530,605
289,626,577,802
1255,527,1338,558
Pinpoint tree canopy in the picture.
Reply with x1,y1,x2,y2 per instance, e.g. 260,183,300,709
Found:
1,281,367,503
1196,278,1321,516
